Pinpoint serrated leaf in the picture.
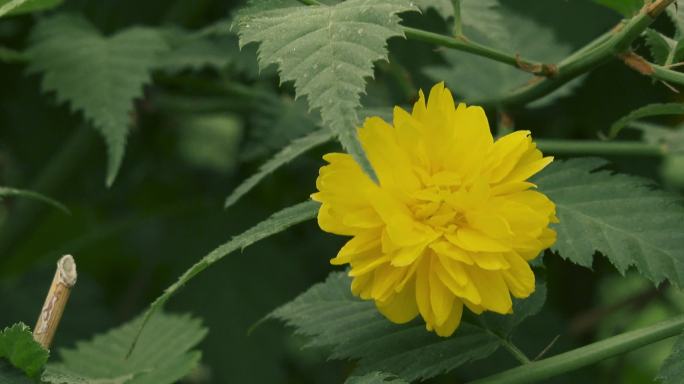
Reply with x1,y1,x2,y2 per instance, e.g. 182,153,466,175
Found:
609,103,684,138
26,14,168,186
657,331,684,383
644,29,675,65
226,129,333,208
0,0,62,18
345,371,408,384
667,0,684,39
535,158,684,287
45,312,205,384
593,0,643,16
234,0,418,178
0,323,48,379
424,7,573,106
0,187,68,213
131,200,320,352
271,271,544,381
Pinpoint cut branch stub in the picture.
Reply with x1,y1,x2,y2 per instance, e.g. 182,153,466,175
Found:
33,254,77,349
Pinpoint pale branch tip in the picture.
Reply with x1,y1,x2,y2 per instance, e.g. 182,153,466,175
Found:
33,254,77,349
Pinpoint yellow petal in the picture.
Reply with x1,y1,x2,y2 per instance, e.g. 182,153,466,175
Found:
391,243,427,267
434,299,463,337
501,252,536,298
449,228,511,252
466,267,512,314
429,257,454,326
376,278,419,324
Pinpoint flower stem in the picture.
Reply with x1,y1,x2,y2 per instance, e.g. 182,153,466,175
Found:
536,139,665,157
468,314,684,384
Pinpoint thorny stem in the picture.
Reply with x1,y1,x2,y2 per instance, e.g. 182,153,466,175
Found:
295,0,675,105
402,28,557,77
620,51,684,89
473,0,675,107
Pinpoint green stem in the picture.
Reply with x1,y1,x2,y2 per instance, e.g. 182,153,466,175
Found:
475,0,674,107
536,139,664,157
500,339,531,365
468,314,684,384
451,0,462,37
402,27,554,76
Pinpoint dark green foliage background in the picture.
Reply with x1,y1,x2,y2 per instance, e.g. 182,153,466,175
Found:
1,0,683,383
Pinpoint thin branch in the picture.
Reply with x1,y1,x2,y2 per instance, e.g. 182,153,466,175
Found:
402,28,557,77
472,0,675,107
620,51,684,89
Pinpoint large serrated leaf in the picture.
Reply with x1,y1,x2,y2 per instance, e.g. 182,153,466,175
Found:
535,158,684,287
131,201,320,351
657,331,684,383
234,0,417,177
270,271,545,381
45,312,205,384
26,14,168,186
225,128,333,208
0,323,48,379
609,103,684,138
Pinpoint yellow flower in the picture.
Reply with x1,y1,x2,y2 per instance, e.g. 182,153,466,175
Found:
311,83,557,337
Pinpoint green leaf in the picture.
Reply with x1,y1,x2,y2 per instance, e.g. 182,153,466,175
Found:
345,372,408,384
0,0,62,18
270,271,545,381
42,370,136,384
593,0,643,16
0,360,33,384
0,186,68,213
0,323,48,379
657,331,684,383
45,312,206,384
644,29,675,65
130,200,320,353
608,103,684,138
424,7,573,106
535,158,684,287
667,0,684,40
234,0,418,178
225,128,333,208
26,14,168,186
